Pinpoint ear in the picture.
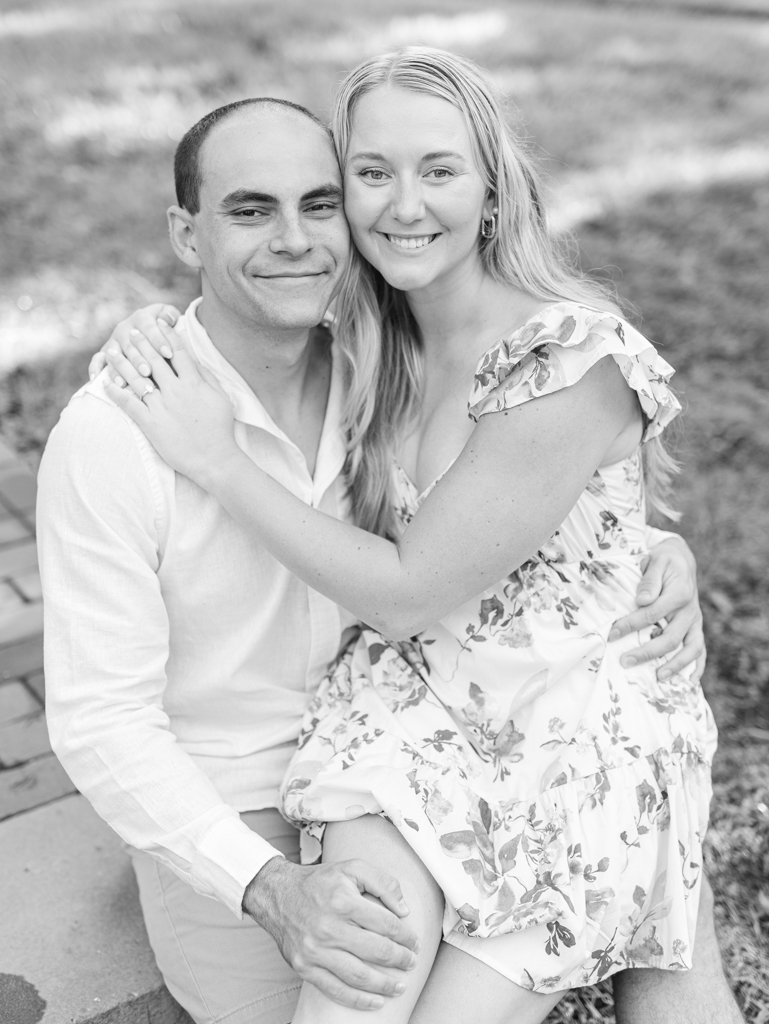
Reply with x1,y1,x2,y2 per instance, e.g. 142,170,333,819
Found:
167,206,203,270
482,194,498,221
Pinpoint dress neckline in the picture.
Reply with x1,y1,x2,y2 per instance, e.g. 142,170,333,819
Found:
394,302,615,505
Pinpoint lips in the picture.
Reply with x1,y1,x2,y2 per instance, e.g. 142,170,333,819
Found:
257,271,327,279
382,233,439,250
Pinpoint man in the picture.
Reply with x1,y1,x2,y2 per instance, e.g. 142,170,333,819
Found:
40,98,418,1024
39,98,740,1024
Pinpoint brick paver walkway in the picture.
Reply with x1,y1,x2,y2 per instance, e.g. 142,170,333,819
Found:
0,437,191,1023
0,438,76,822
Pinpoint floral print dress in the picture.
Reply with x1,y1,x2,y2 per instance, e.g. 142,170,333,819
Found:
281,304,717,993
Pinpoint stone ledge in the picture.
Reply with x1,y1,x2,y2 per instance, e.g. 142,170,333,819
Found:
0,753,76,821
0,794,192,1024
0,680,41,725
0,708,50,767
0,635,44,681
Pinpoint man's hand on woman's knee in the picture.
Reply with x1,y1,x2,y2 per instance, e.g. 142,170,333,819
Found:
243,855,420,1011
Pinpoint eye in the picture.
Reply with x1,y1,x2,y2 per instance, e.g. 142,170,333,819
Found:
306,201,340,215
358,168,390,182
425,167,454,180
232,208,266,218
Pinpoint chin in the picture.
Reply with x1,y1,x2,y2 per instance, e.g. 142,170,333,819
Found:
253,283,337,330
376,263,439,292
264,301,331,330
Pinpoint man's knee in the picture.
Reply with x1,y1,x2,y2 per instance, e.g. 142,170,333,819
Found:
612,872,743,1024
691,872,725,973
130,850,301,1024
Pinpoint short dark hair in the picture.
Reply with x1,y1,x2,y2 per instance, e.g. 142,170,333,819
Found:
174,98,330,214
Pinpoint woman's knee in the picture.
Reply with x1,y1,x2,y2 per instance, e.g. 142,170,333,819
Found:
324,813,404,850
322,815,445,923
323,815,430,877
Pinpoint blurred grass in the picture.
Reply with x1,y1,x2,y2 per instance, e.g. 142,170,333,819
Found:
578,177,769,1024
0,0,767,1020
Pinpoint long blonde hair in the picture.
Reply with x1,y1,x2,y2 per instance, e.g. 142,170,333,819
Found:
331,47,677,536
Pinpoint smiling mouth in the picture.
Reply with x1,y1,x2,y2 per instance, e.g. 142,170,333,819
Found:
382,233,440,250
257,272,327,280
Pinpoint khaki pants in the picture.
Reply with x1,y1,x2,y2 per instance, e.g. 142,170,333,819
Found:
130,809,301,1024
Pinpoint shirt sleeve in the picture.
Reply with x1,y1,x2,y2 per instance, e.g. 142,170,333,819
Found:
37,389,282,917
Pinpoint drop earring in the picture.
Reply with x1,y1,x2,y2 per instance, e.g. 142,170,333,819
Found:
481,205,499,239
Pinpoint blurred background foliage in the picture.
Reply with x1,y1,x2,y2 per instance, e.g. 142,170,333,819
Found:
0,0,767,1019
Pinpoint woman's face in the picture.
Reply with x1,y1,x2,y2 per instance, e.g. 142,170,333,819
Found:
344,85,492,294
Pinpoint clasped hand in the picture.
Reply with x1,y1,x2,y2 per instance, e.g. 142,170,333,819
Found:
102,328,240,489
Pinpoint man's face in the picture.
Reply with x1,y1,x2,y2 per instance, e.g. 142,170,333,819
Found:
190,109,350,331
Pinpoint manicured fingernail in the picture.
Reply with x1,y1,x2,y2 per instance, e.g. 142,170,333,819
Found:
108,346,119,357
638,590,652,602
395,982,406,994
139,363,151,376
608,627,620,642
369,998,384,1009
621,655,637,668
130,328,142,337
114,376,125,388
414,940,421,954
658,668,671,680
161,346,173,358
89,371,96,381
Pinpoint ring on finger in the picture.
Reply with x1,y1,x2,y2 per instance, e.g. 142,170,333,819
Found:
140,381,157,401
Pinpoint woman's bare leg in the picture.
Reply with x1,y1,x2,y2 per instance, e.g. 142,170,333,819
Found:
411,941,564,1024
293,825,740,1024
408,877,741,1024
291,814,445,1024
292,813,563,1024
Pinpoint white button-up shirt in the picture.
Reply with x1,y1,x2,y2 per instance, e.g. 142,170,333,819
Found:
38,298,349,917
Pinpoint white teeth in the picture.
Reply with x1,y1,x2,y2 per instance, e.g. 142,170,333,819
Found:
385,234,435,249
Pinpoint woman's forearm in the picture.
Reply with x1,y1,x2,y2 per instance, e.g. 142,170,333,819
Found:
200,449,420,637
106,343,692,642
196,374,622,636
192,359,635,635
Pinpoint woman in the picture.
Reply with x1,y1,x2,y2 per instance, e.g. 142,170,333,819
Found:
96,48,715,1024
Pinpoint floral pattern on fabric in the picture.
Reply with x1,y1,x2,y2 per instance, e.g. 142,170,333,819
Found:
469,303,681,441
281,304,716,994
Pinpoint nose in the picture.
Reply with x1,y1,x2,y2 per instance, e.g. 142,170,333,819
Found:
389,176,425,224
269,210,313,258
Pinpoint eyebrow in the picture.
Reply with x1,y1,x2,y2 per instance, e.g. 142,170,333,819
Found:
422,151,466,162
300,184,343,203
349,150,466,162
220,189,277,208
220,184,343,209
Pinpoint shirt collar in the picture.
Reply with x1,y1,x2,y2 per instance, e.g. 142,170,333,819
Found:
177,297,347,487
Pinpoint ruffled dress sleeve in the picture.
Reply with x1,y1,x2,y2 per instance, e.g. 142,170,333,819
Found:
468,303,681,441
